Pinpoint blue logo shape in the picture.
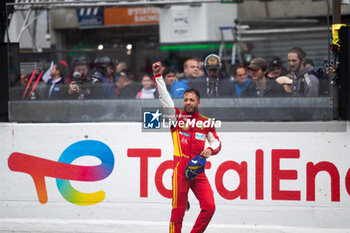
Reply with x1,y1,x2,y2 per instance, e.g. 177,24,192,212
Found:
143,109,162,129
76,8,104,28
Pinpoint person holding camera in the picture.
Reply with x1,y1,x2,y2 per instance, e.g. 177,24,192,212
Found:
67,55,103,100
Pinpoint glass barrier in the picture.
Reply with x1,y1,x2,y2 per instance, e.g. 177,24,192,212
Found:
5,1,338,122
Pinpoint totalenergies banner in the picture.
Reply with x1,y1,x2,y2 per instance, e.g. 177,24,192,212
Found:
104,7,159,26
1,122,350,233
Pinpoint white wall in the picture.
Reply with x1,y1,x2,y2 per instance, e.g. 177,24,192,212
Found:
1,122,350,233
159,3,237,43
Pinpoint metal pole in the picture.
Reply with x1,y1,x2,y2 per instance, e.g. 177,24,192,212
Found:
325,0,331,65
332,0,341,119
332,0,341,24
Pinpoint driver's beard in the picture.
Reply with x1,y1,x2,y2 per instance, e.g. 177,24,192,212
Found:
185,105,198,114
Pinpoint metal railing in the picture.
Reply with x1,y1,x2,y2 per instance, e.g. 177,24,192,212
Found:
8,0,221,10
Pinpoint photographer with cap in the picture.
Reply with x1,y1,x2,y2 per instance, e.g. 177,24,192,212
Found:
152,61,221,233
191,54,231,98
242,57,286,97
68,55,103,100
66,55,90,86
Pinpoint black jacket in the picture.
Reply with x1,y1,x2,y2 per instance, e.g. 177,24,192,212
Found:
46,78,68,100
242,78,287,97
190,77,233,98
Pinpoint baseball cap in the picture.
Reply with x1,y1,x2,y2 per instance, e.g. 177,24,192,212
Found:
71,55,91,68
184,155,206,180
119,71,129,78
94,56,115,68
204,54,221,70
269,57,283,70
271,57,282,66
248,57,268,71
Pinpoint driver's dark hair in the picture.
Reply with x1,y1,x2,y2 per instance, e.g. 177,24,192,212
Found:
184,88,200,101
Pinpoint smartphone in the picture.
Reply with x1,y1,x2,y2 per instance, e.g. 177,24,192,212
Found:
323,58,329,73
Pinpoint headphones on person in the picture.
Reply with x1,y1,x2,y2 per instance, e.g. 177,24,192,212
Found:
204,54,222,70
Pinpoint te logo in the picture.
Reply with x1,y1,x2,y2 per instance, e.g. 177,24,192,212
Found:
143,109,162,129
8,140,115,206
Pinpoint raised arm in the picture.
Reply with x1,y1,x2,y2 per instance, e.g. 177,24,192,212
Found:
152,61,176,121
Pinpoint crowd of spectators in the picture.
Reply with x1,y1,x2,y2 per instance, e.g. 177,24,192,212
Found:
11,46,329,101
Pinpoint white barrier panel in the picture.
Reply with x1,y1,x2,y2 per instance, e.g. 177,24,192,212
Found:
1,122,350,233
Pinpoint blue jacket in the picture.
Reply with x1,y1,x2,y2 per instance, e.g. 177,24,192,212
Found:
234,79,251,97
171,78,189,99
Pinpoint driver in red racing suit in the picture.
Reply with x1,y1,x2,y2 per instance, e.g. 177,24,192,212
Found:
152,62,222,233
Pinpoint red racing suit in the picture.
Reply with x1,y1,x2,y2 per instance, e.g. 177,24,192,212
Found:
153,73,222,233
